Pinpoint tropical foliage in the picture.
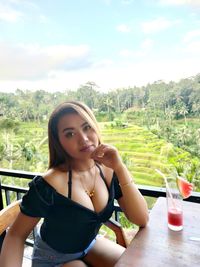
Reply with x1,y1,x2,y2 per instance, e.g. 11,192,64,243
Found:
0,75,200,192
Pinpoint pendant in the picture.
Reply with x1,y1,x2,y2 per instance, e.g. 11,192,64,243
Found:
86,190,95,198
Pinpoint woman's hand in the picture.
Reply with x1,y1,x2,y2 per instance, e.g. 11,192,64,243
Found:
91,144,123,171
91,144,149,226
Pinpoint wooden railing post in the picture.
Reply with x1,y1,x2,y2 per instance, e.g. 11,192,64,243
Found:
0,177,3,210
0,178,6,251
0,178,3,211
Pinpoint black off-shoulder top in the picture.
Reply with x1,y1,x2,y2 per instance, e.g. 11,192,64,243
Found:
20,169,122,253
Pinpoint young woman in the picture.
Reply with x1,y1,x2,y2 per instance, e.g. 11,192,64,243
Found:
0,101,149,267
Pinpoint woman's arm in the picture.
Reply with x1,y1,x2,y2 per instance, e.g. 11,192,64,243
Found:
0,212,40,267
91,144,149,227
114,163,149,226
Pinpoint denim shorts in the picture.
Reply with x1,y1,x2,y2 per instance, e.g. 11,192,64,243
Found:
31,229,96,267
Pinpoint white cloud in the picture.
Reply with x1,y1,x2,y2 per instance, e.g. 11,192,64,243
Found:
183,29,200,42
116,24,131,33
39,14,49,24
0,57,199,93
57,58,200,91
0,3,23,22
159,0,200,6
0,43,91,80
119,49,135,57
0,0,45,24
183,41,200,52
182,29,200,52
141,39,154,49
92,59,113,68
121,0,134,4
119,38,154,58
6,0,39,9
141,17,180,34
103,0,112,5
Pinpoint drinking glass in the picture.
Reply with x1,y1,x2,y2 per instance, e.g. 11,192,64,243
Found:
166,182,183,231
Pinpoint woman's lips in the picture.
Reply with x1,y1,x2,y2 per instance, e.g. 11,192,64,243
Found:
80,145,95,152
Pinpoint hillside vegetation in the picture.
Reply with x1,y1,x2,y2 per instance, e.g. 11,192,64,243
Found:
0,75,200,191
1,120,199,192
101,123,200,190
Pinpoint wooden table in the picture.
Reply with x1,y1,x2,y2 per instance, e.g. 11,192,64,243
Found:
115,197,200,267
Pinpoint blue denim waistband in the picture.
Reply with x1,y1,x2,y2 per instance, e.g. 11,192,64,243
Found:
31,227,96,267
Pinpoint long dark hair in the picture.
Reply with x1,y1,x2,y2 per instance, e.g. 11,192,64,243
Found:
48,101,101,169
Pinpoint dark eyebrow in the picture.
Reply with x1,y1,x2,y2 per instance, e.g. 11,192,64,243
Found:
82,122,89,127
62,122,89,133
62,127,74,133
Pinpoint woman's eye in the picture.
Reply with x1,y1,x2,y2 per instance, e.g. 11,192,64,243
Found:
84,124,91,131
65,132,74,138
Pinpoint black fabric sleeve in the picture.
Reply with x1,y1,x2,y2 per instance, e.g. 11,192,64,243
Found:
20,176,54,218
113,172,123,199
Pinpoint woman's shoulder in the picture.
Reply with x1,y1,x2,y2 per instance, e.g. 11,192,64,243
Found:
20,170,58,217
43,166,69,194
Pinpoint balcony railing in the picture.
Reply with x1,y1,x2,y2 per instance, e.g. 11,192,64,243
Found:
1,167,200,250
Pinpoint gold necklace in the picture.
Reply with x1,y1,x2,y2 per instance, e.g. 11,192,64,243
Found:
79,165,97,198
74,164,95,172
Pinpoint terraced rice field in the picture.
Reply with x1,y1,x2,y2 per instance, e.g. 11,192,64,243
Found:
101,125,172,187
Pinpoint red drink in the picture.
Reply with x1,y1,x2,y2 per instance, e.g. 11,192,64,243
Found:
168,208,183,231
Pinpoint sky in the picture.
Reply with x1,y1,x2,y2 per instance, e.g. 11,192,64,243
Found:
0,0,200,93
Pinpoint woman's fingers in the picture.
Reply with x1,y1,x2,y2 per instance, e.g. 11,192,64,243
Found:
91,144,117,160
91,144,123,170
91,144,106,158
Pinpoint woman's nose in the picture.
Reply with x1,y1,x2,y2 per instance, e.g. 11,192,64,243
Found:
78,131,89,143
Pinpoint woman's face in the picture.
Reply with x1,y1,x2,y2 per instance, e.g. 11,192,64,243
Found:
57,112,99,160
